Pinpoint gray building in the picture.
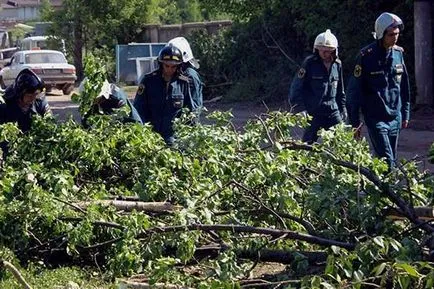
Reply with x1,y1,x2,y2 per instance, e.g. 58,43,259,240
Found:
0,0,63,21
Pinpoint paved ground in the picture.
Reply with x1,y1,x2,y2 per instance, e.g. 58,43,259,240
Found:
46,89,434,173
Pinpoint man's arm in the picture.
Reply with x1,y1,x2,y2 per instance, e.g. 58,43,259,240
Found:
400,59,410,129
289,63,308,114
185,68,203,115
133,81,149,124
346,55,364,128
336,61,346,120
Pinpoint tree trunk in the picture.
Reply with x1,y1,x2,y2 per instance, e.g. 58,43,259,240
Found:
73,18,84,82
414,0,433,107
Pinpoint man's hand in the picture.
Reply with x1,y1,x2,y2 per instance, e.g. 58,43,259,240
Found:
402,120,409,129
353,123,363,140
340,108,348,123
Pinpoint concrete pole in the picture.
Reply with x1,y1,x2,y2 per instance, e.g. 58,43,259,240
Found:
414,0,433,107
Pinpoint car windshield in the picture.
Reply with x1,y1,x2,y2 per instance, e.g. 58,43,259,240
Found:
25,53,66,64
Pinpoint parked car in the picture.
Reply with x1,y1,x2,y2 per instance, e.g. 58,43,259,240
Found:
0,50,76,95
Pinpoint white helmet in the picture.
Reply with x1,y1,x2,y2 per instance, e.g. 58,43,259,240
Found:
373,12,403,40
168,37,200,69
313,29,338,56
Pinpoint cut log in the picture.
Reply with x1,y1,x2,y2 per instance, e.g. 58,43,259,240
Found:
75,200,182,213
385,206,434,220
117,276,193,289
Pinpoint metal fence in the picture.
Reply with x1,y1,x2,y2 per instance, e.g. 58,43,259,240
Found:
115,43,166,84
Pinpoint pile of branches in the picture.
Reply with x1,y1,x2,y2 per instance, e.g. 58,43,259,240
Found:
0,59,433,288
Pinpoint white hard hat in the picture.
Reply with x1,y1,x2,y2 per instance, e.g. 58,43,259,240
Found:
313,29,338,55
168,37,200,69
373,12,403,40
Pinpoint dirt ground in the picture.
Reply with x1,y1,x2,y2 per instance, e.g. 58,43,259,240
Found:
46,90,434,173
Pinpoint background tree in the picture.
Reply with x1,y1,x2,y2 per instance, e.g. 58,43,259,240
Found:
41,0,213,81
194,0,415,102
42,0,152,81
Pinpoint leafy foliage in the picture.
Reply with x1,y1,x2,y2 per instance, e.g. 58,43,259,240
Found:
1,60,434,286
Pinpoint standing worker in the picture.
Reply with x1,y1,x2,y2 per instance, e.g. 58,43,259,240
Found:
168,36,203,122
289,29,346,143
347,12,410,168
133,43,202,145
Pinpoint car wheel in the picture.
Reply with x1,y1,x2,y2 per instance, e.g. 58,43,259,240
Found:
62,84,74,95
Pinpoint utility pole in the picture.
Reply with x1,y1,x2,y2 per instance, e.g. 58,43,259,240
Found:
414,0,433,108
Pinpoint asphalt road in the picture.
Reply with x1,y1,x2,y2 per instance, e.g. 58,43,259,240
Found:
46,89,434,173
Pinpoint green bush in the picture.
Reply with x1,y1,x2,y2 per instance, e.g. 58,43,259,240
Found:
191,0,415,102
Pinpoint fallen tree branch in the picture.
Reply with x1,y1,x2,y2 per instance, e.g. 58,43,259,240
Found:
236,248,327,265
74,200,182,213
136,224,356,250
59,217,126,230
215,208,316,235
384,206,434,221
0,260,33,289
281,141,434,234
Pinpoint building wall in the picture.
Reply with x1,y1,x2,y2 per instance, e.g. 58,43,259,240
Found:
140,20,232,43
0,7,39,21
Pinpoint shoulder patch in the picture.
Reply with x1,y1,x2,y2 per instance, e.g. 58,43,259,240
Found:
137,84,145,95
297,67,306,79
353,65,362,78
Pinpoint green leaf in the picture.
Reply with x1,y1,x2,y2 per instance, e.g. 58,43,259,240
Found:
373,237,384,248
372,262,387,276
320,282,335,289
395,263,420,278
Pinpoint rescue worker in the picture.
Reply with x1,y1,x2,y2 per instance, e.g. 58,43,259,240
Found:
0,68,51,132
168,36,203,120
289,29,346,144
133,43,202,145
0,68,51,157
346,12,410,168
80,79,142,127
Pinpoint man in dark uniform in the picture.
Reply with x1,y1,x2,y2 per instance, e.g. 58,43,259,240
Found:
133,43,202,145
0,68,51,132
0,68,51,157
80,79,142,127
347,12,410,168
289,29,346,144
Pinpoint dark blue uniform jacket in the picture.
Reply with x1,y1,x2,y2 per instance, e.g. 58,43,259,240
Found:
0,85,50,132
133,69,202,143
347,42,410,127
289,54,346,116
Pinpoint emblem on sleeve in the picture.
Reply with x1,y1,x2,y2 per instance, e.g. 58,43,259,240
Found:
354,65,362,78
137,84,145,95
297,68,306,79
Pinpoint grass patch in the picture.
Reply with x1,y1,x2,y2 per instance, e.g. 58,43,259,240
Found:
0,265,114,289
